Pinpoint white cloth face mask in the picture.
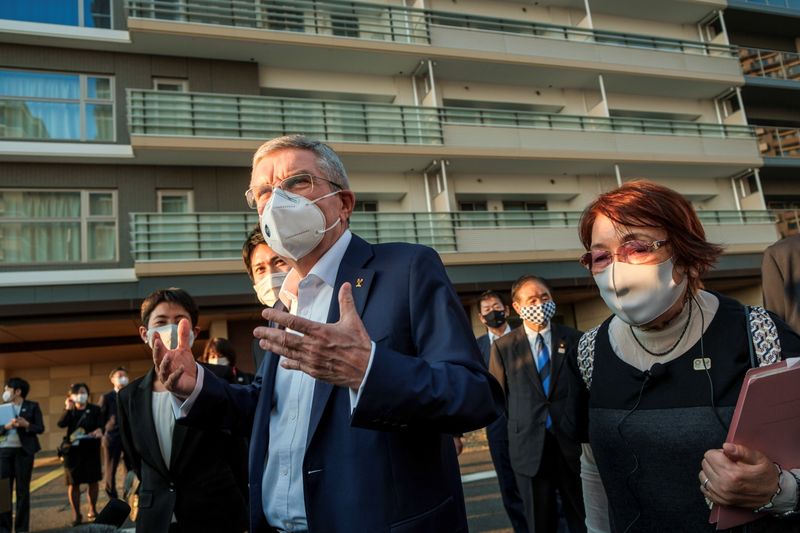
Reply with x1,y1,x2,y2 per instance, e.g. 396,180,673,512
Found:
117,376,129,387
1,390,12,403
593,257,687,326
146,324,195,350
73,393,88,404
259,188,341,261
253,271,288,307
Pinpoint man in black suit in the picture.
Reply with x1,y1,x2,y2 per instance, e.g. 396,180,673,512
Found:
100,367,130,499
241,225,291,370
490,275,586,533
0,377,44,533
475,290,527,533
117,288,248,533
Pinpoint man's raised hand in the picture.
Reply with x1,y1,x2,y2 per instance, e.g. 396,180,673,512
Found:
154,318,197,399
256,283,371,390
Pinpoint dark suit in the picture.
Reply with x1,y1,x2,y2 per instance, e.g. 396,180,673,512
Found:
117,369,248,533
477,332,528,533
183,235,502,533
0,399,44,533
490,323,585,533
762,234,800,334
99,389,130,498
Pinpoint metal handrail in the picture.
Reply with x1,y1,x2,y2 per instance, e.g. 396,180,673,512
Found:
127,90,756,142
755,126,800,157
124,0,737,57
739,46,800,81
128,210,776,261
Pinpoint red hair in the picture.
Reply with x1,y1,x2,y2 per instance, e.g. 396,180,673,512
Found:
579,180,723,293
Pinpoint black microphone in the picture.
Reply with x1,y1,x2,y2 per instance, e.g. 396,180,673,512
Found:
646,362,666,380
94,498,131,527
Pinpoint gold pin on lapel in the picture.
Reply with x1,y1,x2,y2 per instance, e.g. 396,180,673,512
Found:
356,278,364,288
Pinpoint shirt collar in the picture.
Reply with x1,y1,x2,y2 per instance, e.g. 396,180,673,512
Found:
279,230,352,302
488,324,511,343
523,322,550,341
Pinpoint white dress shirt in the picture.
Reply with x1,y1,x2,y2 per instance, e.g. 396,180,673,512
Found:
488,324,511,345
523,322,551,361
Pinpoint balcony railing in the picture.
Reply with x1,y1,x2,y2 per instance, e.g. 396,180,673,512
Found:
130,210,776,261
127,90,755,143
756,126,800,157
127,90,443,144
441,107,755,139
124,0,737,57
125,0,430,43
740,47,800,81
732,0,800,9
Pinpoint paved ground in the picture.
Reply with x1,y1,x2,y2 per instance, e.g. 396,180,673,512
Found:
26,430,511,532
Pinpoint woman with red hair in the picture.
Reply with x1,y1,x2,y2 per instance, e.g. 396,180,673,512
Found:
571,180,800,532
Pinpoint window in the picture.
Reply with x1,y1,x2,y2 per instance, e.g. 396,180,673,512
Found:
0,189,117,264
331,11,359,38
503,201,546,211
0,69,114,142
158,190,194,213
459,201,487,211
153,78,189,92
353,201,377,212
0,0,111,28
266,2,304,32
719,92,741,118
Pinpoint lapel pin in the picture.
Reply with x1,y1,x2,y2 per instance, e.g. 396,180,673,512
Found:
356,278,364,288
558,341,566,354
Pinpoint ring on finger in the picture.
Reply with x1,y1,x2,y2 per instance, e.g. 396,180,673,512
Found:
703,478,711,491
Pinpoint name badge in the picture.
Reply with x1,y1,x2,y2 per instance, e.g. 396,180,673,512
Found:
693,358,712,371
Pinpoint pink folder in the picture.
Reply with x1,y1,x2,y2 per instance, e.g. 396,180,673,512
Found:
710,358,800,529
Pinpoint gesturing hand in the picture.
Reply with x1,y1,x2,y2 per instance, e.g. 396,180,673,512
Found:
256,283,371,390
700,442,780,509
154,319,198,399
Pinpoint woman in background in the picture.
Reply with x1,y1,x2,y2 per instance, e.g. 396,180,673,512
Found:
57,382,103,526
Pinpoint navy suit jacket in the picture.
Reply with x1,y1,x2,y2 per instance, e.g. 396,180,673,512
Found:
183,234,502,533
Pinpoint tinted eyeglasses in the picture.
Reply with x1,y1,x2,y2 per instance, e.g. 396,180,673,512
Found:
579,239,669,273
245,173,341,209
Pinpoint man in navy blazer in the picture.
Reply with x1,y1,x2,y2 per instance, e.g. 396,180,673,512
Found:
155,135,502,533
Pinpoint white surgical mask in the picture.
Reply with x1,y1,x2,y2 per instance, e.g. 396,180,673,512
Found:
518,301,557,326
146,324,195,350
2,390,12,403
593,258,687,326
253,271,288,307
117,376,129,387
210,356,230,366
259,188,342,261
73,393,88,404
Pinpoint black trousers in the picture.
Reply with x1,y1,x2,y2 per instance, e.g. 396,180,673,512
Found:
102,438,129,499
488,437,528,533
514,432,586,533
0,447,34,533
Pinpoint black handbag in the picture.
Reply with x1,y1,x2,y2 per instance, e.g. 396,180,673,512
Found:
56,436,71,458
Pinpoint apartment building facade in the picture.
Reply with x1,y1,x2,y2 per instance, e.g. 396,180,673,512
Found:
0,0,777,449
725,0,800,236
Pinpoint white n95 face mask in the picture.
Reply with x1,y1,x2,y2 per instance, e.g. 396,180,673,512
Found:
259,188,341,261
253,271,288,307
593,258,687,326
146,324,195,350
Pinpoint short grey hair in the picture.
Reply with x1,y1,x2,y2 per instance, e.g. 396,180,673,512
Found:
251,135,350,190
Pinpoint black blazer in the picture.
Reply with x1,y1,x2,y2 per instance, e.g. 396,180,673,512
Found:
489,322,582,477
117,369,248,533
0,400,44,456
99,390,121,446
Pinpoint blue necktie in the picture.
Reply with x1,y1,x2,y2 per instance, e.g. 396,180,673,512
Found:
535,334,553,429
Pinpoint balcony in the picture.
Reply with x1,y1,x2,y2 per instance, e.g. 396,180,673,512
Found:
756,126,800,158
123,0,742,92
129,210,777,267
729,0,800,10
740,47,800,82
